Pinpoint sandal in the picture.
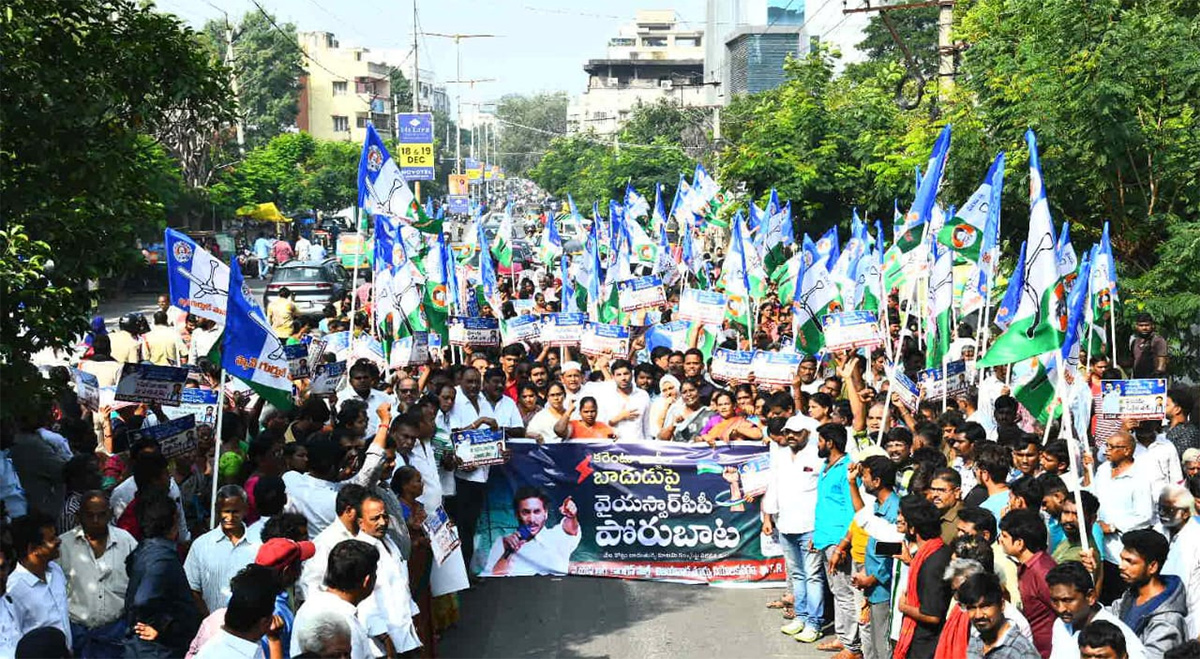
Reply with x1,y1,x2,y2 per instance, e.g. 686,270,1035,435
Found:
765,596,795,610
782,603,796,619
818,639,844,652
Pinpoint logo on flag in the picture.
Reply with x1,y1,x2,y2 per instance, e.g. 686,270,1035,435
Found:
172,242,193,263
367,145,384,172
950,225,978,249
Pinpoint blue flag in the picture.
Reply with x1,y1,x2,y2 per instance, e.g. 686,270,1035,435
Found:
1061,251,1092,364
994,241,1027,331
165,228,229,326
221,257,293,409
898,125,952,251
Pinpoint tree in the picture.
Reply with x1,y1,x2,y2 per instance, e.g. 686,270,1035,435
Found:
1,0,234,427
495,92,569,176
202,10,304,150
389,67,414,116
858,7,939,81
208,133,362,216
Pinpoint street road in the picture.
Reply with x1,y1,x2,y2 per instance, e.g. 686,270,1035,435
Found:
440,577,832,659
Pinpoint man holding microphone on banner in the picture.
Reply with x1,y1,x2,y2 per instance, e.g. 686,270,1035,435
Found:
483,487,580,577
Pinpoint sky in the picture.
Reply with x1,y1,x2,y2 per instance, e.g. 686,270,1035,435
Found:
157,0,707,107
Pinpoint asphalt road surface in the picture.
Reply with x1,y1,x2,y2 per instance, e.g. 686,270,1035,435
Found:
439,577,832,659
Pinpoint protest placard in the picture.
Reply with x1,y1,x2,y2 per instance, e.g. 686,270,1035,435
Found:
539,313,587,346
737,454,772,500
115,364,190,407
711,349,755,382
617,276,666,312
917,360,969,400
172,388,219,427
452,428,506,468
891,371,922,412
423,505,462,565
306,338,328,367
353,335,387,370
580,322,629,357
821,311,883,352
130,414,198,460
449,317,500,347
502,314,542,345
309,361,348,395
285,344,311,380
511,298,535,315
749,351,802,386
323,331,352,358
678,289,727,325
390,332,430,368
74,369,99,412
1099,378,1169,420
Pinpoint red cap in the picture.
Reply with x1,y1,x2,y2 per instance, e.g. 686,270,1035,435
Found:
255,538,316,571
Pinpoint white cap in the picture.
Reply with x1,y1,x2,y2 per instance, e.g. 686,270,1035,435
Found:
783,414,819,433
562,361,583,374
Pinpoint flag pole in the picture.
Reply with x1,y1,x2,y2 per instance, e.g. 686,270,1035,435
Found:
1053,366,1091,553
348,212,364,340
209,371,228,529
1108,306,1119,369
942,359,949,412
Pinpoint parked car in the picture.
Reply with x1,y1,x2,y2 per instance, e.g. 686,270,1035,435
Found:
263,258,351,317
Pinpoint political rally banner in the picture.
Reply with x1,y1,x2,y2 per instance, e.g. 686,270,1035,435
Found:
539,313,587,346
617,276,666,312
452,428,506,468
821,311,883,353
168,388,219,428
390,332,430,368
1099,379,1169,420
115,364,190,407
917,360,969,400
511,298,536,316
130,414,198,460
580,322,630,357
678,289,727,326
476,441,784,584
891,370,922,412
424,505,462,566
710,349,754,383
74,369,99,412
449,317,500,347
502,314,542,345
309,361,348,395
285,344,311,380
738,454,772,499
749,351,802,386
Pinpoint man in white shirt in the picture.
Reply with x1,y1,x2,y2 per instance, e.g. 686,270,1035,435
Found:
295,234,312,261
336,360,392,437
1046,561,1146,659
284,405,390,538
57,491,137,657
482,487,581,576
588,358,651,441
291,539,379,659
355,494,421,655
299,484,368,600
185,485,260,616
560,361,587,417
1088,431,1157,602
1159,484,1200,639
8,513,71,647
1133,420,1183,499
451,367,524,567
195,564,286,659
762,414,824,641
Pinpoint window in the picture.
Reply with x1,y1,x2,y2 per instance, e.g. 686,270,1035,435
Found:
642,37,667,47
609,37,635,47
356,115,369,129
332,115,349,132
675,36,701,47
332,81,347,96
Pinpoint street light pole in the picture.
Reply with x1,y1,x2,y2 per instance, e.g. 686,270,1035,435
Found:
426,32,497,178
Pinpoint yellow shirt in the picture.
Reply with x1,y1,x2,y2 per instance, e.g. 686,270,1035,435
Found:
267,297,297,337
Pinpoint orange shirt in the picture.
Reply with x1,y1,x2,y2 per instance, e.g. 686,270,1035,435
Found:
569,420,617,440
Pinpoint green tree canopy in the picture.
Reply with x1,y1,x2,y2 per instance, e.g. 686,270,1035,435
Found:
1,0,234,427
495,92,569,176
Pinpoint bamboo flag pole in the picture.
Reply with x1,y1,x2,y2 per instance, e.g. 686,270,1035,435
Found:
209,371,228,529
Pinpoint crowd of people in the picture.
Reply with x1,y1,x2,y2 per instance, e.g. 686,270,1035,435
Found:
2,235,1199,659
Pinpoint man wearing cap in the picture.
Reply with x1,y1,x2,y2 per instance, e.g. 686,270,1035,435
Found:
560,361,586,418
763,414,826,643
186,537,316,659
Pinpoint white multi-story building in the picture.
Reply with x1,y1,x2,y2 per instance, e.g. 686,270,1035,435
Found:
567,10,708,135
296,31,394,142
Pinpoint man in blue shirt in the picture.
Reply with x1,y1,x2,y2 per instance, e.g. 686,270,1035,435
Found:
813,423,860,656
847,455,900,659
253,233,273,279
